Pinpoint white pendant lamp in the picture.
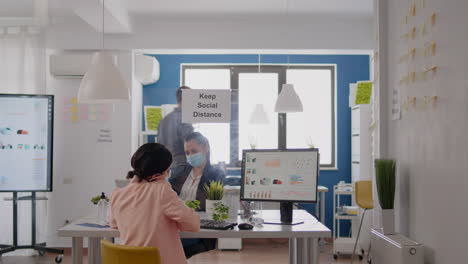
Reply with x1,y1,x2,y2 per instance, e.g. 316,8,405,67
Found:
274,84,303,113
249,104,270,124
78,0,129,103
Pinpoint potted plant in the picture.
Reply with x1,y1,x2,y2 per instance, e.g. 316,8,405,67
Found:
204,181,225,218
375,159,396,234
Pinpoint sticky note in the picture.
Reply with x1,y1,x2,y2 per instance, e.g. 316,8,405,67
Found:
80,112,88,121
355,82,373,105
71,115,79,123
71,97,78,104
70,106,78,113
61,114,68,121
99,105,109,113
80,105,89,112
89,113,97,121
144,107,163,131
89,105,97,113
98,113,108,122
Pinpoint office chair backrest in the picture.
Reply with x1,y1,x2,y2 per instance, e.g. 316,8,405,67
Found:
101,239,161,264
355,181,374,210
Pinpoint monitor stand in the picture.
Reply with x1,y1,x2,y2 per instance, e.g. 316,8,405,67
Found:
278,202,303,225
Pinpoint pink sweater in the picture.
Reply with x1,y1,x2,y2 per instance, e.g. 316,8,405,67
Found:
108,180,200,264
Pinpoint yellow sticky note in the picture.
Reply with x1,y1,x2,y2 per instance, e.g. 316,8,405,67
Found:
70,106,78,113
355,82,373,105
90,105,97,113
71,115,78,123
144,107,163,131
71,97,78,104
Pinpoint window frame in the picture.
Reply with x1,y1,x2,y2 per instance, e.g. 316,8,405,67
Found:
182,64,336,169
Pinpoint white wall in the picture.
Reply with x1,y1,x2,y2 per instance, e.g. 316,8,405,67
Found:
45,15,374,50
45,50,134,247
380,0,468,263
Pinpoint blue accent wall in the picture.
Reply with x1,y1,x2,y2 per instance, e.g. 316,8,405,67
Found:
144,54,370,233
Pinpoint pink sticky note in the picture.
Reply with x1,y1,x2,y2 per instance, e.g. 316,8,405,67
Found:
61,114,68,121
98,113,108,121
80,112,88,121
80,105,89,113
62,97,69,105
99,105,109,113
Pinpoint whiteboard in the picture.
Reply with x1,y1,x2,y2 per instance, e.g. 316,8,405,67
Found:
240,149,319,202
0,94,53,192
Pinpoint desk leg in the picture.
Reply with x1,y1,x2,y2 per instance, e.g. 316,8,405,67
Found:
72,237,83,264
289,238,296,264
88,237,102,264
307,238,319,264
320,192,325,224
296,238,304,264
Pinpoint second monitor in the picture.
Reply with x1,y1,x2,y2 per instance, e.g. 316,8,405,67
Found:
240,149,319,203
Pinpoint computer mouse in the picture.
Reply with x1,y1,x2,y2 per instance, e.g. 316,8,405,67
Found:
238,223,254,230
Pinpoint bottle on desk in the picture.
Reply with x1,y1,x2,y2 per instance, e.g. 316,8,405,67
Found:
97,192,109,226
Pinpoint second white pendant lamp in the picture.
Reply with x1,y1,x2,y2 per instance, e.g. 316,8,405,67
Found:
77,0,129,103
274,84,303,113
249,104,270,124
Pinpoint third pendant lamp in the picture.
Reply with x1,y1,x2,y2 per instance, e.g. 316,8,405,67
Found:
77,0,129,103
274,84,303,113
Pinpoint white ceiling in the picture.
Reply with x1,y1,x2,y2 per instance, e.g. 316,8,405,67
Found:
122,0,373,16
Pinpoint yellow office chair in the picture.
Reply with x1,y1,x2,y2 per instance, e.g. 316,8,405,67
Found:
351,181,374,264
101,240,161,264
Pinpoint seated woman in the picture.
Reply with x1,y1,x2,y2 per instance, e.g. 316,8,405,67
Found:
108,143,200,264
169,132,225,258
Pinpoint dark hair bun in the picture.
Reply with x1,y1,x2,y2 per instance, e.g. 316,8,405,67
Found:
129,143,173,182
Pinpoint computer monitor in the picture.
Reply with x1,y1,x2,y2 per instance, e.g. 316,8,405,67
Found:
240,149,319,223
0,94,54,192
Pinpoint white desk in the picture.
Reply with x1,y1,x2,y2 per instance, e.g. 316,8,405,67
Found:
58,210,330,264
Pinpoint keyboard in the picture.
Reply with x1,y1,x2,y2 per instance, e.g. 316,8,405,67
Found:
200,219,237,230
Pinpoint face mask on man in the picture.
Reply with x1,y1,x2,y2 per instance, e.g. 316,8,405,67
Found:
186,152,205,167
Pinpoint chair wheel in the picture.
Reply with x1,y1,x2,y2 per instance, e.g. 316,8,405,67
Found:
359,255,364,260
38,250,45,256
55,255,63,263
333,253,338,260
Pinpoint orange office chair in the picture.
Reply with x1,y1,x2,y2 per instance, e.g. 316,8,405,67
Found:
351,181,374,264
101,240,161,264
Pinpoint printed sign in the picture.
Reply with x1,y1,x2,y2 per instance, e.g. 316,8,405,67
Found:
182,89,231,123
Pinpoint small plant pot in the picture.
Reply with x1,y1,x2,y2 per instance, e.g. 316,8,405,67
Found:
205,199,221,219
381,209,395,235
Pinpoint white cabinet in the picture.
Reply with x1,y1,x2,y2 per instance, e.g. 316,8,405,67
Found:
350,104,372,182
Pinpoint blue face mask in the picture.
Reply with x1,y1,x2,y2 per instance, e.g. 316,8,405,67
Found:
186,152,205,167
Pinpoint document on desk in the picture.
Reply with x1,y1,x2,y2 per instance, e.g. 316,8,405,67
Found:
76,223,110,228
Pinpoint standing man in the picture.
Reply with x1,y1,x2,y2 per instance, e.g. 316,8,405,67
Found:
158,86,194,166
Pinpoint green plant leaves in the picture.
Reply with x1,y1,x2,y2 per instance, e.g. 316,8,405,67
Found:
212,201,229,221
204,181,224,200
185,200,201,210
375,159,396,210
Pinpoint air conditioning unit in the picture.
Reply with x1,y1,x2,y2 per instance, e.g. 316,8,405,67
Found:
49,54,93,78
135,54,160,85
370,228,423,264
49,53,119,78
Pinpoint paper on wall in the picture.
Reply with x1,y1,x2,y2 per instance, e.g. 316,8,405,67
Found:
355,82,373,105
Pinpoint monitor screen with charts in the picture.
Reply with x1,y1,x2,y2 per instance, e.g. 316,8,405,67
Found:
240,149,319,203
0,94,54,192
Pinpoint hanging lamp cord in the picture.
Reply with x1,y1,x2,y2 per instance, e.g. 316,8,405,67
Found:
102,0,105,49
